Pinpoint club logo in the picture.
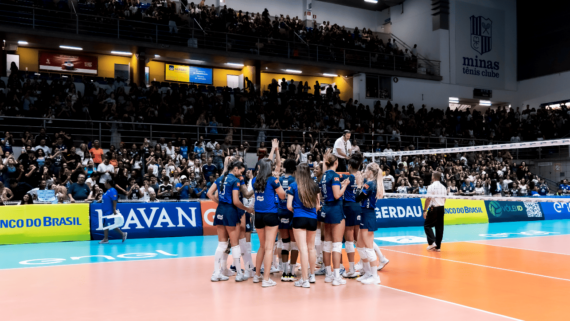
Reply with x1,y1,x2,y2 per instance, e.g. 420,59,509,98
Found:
470,15,492,55
488,201,502,217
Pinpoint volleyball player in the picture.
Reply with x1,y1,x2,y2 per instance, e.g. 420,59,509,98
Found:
321,152,350,286
340,152,364,278
278,159,297,281
253,140,286,287
312,162,326,275
355,163,384,285
207,160,252,282
99,179,127,244
288,163,320,288
241,169,256,277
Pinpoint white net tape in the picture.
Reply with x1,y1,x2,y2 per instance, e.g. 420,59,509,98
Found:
385,193,570,203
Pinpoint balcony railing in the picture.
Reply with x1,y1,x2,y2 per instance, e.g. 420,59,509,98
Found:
0,2,441,77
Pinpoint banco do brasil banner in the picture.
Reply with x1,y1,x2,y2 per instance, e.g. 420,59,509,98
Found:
0,204,90,245
90,202,203,240
485,201,544,223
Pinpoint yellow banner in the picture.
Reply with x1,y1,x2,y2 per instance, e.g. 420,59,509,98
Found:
0,204,91,245
421,198,489,225
165,64,190,82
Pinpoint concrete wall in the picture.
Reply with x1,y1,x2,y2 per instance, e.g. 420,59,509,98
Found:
517,70,570,107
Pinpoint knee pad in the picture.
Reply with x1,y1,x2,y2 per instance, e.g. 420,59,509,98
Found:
366,248,377,262
357,247,367,260
332,242,343,254
345,242,355,253
323,241,333,253
231,245,241,259
281,242,290,252
276,240,283,249
291,242,298,251
217,242,228,252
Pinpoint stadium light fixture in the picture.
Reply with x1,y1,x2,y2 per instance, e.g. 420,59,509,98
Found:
111,51,132,55
225,63,244,67
59,45,82,51
364,0,378,3
480,100,492,106
323,73,338,77
154,55,160,58
18,41,28,45
187,59,205,64
449,97,459,103
284,69,302,74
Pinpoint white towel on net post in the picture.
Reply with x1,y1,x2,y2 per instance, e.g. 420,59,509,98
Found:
102,214,125,230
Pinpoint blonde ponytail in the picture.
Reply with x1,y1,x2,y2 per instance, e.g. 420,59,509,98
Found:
366,163,384,199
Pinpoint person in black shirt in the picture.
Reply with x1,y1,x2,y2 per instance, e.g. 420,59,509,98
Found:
9,180,33,201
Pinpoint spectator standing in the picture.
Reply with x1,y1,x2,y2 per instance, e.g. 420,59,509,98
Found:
68,174,90,202
97,158,115,188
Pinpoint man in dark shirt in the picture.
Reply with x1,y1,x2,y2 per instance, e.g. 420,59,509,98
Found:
9,180,33,201
202,157,217,182
68,174,91,202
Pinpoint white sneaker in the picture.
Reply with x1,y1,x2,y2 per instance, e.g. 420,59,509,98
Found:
222,268,235,277
377,259,390,271
427,244,436,251
357,274,371,282
361,274,381,285
262,279,276,288
314,267,326,275
324,274,334,283
270,266,280,274
342,271,360,278
309,274,316,283
244,269,253,279
294,278,305,287
253,275,262,283
355,260,363,272
235,273,247,282
332,276,347,286
211,272,229,282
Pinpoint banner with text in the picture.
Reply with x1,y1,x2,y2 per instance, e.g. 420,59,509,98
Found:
540,202,570,220
375,198,425,228
485,201,544,223
422,199,489,225
90,202,203,240
39,52,98,75
455,2,505,89
0,204,90,245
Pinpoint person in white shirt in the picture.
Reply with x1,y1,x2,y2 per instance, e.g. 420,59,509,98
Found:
97,159,115,185
424,171,447,252
383,144,394,161
333,130,352,172
383,168,395,192
35,139,52,156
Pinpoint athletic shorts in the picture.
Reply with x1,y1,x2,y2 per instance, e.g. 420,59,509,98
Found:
255,212,280,229
359,208,377,232
278,208,293,230
323,202,345,224
317,209,325,222
292,217,318,231
343,202,361,227
214,202,240,227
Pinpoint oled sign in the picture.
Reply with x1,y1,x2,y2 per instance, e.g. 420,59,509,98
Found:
455,2,505,90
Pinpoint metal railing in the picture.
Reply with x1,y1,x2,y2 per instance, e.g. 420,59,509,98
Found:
0,116,494,150
0,2,441,77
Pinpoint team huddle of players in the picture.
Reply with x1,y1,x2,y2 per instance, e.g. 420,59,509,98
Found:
207,139,389,288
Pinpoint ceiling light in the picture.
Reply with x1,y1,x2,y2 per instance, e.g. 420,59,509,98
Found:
225,63,244,67
60,45,82,50
18,41,28,45
154,55,160,58
284,69,302,74
187,59,205,64
364,0,378,3
449,97,459,103
480,100,492,106
111,51,132,55
323,73,338,77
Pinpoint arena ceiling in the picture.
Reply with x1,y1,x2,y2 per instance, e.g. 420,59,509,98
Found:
316,0,405,11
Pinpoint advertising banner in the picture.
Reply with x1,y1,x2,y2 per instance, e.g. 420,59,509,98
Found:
0,204,90,245
90,202,203,240
455,2,505,89
39,52,98,75
200,200,218,236
539,202,570,220
165,64,213,84
375,198,424,228
439,199,489,225
485,201,544,223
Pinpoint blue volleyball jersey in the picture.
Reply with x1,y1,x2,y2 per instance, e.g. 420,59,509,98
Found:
286,182,317,219
253,176,281,213
321,170,341,203
279,175,296,210
217,173,241,205
339,173,356,202
361,180,378,209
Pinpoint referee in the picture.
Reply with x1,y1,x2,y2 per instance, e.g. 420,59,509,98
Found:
423,171,447,252
333,130,352,172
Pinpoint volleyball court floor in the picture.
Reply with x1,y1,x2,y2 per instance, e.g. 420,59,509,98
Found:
2,220,570,321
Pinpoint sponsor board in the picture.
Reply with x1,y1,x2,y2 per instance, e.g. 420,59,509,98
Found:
165,64,213,84
200,200,218,236
0,204,90,245
540,202,570,220
39,52,98,75
485,201,544,223
375,198,424,228
90,202,203,239
420,199,489,225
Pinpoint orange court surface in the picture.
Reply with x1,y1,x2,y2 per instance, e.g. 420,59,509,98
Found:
1,220,569,321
